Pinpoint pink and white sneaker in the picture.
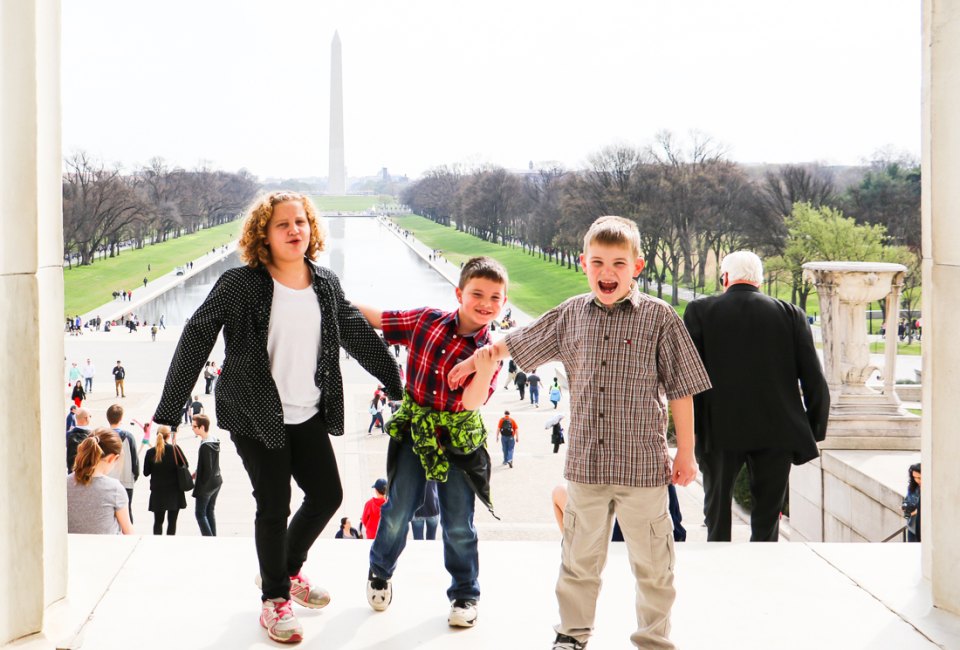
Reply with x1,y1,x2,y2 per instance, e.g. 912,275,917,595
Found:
260,598,303,644
290,572,331,609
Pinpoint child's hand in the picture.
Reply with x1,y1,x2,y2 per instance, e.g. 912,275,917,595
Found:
448,355,477,389
671,450,697,487
474,346,497,375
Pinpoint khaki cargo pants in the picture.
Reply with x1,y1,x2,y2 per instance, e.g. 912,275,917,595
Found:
556,482,676,649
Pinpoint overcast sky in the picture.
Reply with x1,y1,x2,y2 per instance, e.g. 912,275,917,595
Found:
62,0,921,180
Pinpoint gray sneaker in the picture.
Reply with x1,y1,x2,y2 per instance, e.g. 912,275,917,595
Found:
448,599,478,627
553,632,588,650
366,570,392,611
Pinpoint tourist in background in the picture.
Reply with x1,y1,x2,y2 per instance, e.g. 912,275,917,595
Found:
549,378,562,409
65,405,77,434
902,462,922,542
367,393,385,434
112,360,126,397
81,358,96,393
361,478,388,540
71,380,86,408
143,425,188,536
67,429,134,535
683,250,830,543
335,517,360,539
105,404,139,523
191,414,223,537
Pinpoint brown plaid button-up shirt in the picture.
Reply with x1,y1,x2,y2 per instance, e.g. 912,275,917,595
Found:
505,288,712,487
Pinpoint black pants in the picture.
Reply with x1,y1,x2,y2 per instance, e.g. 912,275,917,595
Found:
205,378,214,394
516,385,525,400
700,448,793,542
232,412,343,601
125,488,134,523
153,508,180,535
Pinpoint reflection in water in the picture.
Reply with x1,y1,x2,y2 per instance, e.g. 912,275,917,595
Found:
136,218,458,327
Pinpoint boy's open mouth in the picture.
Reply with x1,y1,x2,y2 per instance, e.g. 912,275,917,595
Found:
598,280,618,294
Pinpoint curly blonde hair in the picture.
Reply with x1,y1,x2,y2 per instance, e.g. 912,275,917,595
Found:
238,191,326,268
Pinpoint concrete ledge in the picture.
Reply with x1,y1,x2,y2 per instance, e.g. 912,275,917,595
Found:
17,536,954,650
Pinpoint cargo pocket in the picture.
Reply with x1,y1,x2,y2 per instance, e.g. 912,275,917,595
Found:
650,513,675,571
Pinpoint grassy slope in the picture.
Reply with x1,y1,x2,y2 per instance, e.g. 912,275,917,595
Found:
393,215,689,317
64,220,239,318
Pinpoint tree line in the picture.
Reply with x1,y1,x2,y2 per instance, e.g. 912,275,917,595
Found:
401,132,920,313
62,153,260,267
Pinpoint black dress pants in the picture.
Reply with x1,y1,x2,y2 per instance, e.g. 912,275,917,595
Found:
700,447,793,542
232,412,343,601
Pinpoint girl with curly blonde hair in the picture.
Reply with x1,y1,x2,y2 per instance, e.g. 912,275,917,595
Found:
152,190,402,644
237,191,327,268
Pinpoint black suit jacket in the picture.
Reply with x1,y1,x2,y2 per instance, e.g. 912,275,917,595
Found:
683,284,830,464
153,261,403,449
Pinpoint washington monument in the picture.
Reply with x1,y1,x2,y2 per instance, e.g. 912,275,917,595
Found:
328,31,346,195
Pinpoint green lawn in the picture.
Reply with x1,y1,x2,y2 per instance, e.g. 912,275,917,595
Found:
869,340,923,356
64,220,240,318
310,195,397,211
393,215,689,317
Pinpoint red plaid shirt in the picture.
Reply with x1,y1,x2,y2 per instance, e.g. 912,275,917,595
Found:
382,307,499,412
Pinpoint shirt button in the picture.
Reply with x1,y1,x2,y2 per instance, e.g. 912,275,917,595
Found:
604,335,609,341
453,335,458,339
601,361,607,367
599,413,604,419
433,390,437,395
599,387,605,393
599,439,604,445
434,370,439,374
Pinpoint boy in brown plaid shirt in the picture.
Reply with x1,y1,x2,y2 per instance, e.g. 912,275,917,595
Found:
449,216,711,649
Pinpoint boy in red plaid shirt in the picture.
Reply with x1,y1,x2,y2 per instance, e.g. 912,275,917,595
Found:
355,256,507,629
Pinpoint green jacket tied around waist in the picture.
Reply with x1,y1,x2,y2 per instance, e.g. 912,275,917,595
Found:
385,393,498,518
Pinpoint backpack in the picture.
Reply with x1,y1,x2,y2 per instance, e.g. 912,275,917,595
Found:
500,419,514,435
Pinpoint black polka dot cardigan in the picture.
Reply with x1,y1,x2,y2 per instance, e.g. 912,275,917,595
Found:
153,262,403,448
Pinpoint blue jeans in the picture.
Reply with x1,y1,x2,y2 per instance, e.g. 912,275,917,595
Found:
501,435,515,464
410,515,439,540
195,487,221,536
370,438,480,600
529,386,539,404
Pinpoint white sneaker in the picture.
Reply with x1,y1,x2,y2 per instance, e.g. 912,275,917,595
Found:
448,599,478,627
367,571,392,611
260,598,303,644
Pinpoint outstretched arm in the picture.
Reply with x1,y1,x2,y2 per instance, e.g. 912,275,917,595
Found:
353,303,384,330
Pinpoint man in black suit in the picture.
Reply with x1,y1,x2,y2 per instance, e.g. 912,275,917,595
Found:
683,251,830,542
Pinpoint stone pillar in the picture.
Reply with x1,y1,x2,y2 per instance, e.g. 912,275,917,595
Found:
0,0,65,644
802,262,919,450
922,0,960,615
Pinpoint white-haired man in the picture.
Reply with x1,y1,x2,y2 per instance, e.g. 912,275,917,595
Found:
682,250,830,541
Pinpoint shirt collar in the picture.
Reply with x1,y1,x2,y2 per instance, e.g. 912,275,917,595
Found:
440,310,491,345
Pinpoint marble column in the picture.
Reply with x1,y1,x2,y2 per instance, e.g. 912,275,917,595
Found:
0,0,65,645
922,0,960,615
